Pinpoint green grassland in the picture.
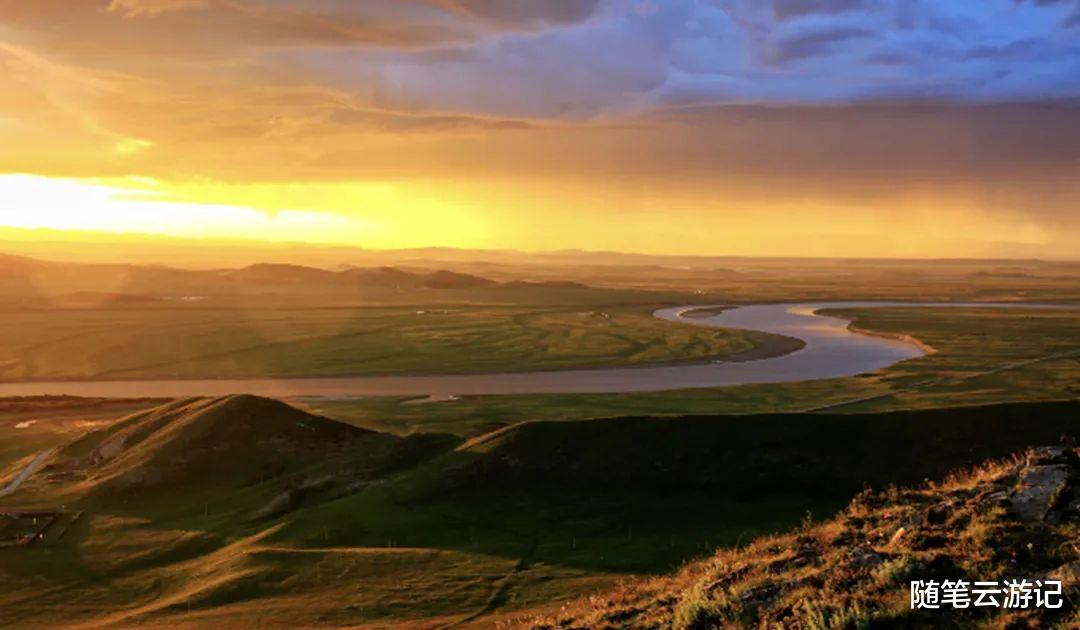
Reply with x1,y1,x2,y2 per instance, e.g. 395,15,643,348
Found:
2,396,1078,627
1,253,1075,387
1,255,1077,626
4,303,1071,444
823,306,1080,409
0,304,789,380
305,306,1080,437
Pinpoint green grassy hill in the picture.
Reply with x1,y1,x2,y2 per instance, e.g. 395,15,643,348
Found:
59,395,373,494
451,400,1080,497
2,397,1079,627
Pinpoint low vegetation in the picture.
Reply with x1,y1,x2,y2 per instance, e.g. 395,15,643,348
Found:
306,306,1080,437
0,396,163,470
527,447,1080,628
2,397,1078,627
0,304,791,380
824,306,1080,411
0,253,1076,626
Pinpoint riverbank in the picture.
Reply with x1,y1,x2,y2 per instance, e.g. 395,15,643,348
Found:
0,302,1071,399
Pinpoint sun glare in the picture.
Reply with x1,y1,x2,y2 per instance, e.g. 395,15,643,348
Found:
0,174,373,244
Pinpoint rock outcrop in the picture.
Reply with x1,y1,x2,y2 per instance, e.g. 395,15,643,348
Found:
1008,446,1077,522
526,447,1080,629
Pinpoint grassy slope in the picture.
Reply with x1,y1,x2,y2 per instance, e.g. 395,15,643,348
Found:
65,396,373,495
0,397,164,470
449,401,1080,496
528,448,1080,629
1,396,462,626
3,398,1080,627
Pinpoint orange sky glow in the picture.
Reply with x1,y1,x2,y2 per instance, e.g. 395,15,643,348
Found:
1,1,1078,259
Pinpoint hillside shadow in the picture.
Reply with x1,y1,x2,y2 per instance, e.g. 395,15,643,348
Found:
6,398,1080,628
267,399,1080,575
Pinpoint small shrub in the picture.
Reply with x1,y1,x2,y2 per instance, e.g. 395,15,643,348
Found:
799,598,872,630
872,557,917,587
672,581,725,629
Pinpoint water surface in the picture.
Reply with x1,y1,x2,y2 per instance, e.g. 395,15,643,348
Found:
0,301,1071,398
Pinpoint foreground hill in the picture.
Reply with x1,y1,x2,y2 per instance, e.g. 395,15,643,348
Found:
527,446,1080,628
452,401,1080,497
27,395,457,522
3,397,1080,628
55,396,373,494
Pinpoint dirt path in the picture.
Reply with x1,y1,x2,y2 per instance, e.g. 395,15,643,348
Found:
0,449,52,499
442,538,539,628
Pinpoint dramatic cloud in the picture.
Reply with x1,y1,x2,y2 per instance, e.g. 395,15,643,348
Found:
423,0,601,27
767,25,874,64
106,0,210,16
1,0,1078,257
770,0,868,20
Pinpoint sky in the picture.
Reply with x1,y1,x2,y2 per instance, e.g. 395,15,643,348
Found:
1,0,1079,258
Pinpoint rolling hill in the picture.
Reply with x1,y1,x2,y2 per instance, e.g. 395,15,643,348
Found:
56,396,371,493
4,397,1080,627
33,396,457,520
0,252,555,303
448,400,1080,497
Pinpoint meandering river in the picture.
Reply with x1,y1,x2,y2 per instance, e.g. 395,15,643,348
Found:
0,301,1073,399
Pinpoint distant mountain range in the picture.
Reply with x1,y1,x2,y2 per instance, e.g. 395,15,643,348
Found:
3,228,1077,270
223,263,498,290
0,253,589,304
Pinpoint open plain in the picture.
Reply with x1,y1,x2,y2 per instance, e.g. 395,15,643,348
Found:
0,253,1077,627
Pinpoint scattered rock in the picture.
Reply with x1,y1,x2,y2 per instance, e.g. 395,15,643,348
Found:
1027,446,1075,467
980,489,1010,510
1008,464,1070,522
533,447,1079,630
847,544,884,568
925,504,950,525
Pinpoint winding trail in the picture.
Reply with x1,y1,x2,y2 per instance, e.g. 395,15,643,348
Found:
0,449,53,499
0,301,1073,398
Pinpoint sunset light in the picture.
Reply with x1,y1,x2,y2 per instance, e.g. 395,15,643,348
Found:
0,174,370,242
1,1,1079,258
1,3,1078,627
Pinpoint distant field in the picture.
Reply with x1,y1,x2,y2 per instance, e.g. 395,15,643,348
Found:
0,397,162,472
822,306,1080,409
0,305,785,380
308,306,1080,436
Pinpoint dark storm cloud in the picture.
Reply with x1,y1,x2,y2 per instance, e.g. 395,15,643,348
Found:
770,0,869,20
1012,0,1080,26
965,38,1043,60
767,25,874,64
6,0,1080,120
640,100,1080,180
